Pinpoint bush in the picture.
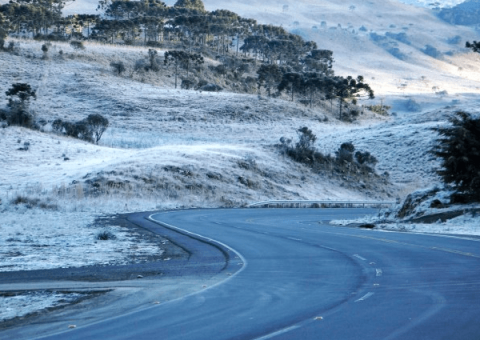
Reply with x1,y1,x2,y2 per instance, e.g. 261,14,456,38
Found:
336,142,355,163
52,114,109,144
432,111,480,202
355,151,378,169
41,42,51,59
96,230,117,241
366,104,391,115
110,61,126,75
181,78,195,89
70,40,85,51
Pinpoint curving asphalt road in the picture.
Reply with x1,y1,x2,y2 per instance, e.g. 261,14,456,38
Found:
6,208,480,340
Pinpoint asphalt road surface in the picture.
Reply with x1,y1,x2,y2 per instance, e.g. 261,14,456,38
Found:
20,209,480,339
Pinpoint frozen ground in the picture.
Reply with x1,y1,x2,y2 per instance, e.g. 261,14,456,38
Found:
332,211,480,236
0,208,164,272
0,1,479,323
1,28,479,276
0,291,88,323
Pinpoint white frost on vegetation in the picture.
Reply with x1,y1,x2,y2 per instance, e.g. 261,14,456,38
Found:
0,291,86,322
0,208,164,272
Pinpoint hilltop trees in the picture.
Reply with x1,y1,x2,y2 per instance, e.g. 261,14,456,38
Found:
432,111,480,202
257,64,284,96
0,0,376,122
174,0,205,12
0,12,7,49
466,41,480,53
279,127,380,179
164,50,204,88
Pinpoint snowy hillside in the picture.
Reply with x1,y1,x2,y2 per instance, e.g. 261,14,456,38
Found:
1,0,480,274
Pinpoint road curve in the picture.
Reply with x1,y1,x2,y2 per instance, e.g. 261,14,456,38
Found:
33,208,480,339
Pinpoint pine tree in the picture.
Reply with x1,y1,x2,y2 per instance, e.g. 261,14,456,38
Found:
432,111,480,201
174,0,205,12
466,41,480,53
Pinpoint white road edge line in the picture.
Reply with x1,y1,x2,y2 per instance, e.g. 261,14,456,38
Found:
287,237,302,241
376,269,383,277
353,254,367,261
148,213,248,295
355,292,375,302
34,213,248,340
253,325,301,340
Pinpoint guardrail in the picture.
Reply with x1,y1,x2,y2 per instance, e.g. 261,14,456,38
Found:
248,200,397,208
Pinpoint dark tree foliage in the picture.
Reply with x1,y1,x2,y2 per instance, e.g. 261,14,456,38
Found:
296,126,317,151
70,40,85,50
164,50,204,88
110,60,126,75
147,48,160,71
52,114,109,144
86,114,109,144
6,83,36,103
257,64,284,96
466,41,480,53
280,127,326,166
355,151,378,168
432,111,480,201
0,12,7,49
174,0,205,12
278,72,304,101
5,83,37,127
336,142,355,163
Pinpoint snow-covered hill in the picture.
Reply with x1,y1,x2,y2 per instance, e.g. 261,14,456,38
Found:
1,0,479,274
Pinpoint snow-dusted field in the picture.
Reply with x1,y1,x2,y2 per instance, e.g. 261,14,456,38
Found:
0,291,88,322
1,0,479,286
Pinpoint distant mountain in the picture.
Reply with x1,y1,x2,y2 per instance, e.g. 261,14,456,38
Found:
398,0,466,8
438,0,480,25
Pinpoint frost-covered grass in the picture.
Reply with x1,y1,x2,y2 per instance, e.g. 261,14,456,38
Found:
1,0,480,273
0,207,164,272
331,186,480,236
0,291,87,322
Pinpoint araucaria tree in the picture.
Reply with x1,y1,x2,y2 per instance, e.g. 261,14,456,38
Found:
0,12,7,49
432,111,480,202
5,83,36,127
174,0,205,11
466,41,480,53
164,50,204,88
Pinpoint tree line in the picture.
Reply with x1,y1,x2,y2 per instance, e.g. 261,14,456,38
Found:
0,0,375,119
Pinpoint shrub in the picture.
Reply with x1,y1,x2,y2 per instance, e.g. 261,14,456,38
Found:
432,111,480,202
336,142,355,163
52,114,108,144
110,61,126,75
70,40,85,51
181,78,195,89
41,42,51,59
96,230,117,240
147,49,160,72
366,104,391,116
355,151,378,169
